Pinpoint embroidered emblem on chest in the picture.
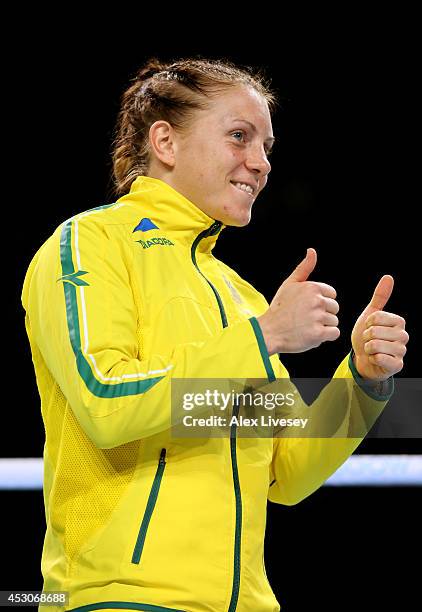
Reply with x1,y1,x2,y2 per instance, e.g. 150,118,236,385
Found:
222,274,243,304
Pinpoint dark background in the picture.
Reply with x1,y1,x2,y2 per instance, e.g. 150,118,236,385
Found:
6,13,421,611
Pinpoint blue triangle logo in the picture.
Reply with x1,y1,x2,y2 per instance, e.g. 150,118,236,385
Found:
133,218,159,232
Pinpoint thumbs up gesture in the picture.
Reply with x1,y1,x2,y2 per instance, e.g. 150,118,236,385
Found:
351,275,409,381
257,248,340,355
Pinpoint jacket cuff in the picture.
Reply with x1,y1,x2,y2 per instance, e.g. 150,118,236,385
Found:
249,317,276,383
348,348,394,401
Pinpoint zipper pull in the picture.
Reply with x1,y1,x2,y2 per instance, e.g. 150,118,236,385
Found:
208,221,222,236
159,448,167,465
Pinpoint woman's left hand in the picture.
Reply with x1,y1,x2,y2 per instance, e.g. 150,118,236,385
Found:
351,275,409,381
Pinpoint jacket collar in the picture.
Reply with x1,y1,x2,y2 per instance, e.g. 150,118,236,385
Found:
116,176,226,253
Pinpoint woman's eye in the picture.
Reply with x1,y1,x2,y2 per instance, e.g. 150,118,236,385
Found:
232,131,245,142
232,131,272,157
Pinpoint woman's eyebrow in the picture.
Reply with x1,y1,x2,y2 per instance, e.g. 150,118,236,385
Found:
231,118,275,146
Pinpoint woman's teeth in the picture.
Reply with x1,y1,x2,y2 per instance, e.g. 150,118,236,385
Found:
232,182,254,195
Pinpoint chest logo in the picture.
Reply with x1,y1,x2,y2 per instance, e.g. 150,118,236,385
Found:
133,217,174,249
133,217,159,232
136,237,175,249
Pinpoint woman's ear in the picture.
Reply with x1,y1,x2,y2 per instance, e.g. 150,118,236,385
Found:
149,121,176,167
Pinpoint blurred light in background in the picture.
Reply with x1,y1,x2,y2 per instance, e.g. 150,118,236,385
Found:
0,456,421,489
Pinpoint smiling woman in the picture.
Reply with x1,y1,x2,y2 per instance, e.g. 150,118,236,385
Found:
21,56,402,612
112,58,276,226
146,83,273,226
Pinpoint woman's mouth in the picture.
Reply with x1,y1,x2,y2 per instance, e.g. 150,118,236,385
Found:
230,181,255,197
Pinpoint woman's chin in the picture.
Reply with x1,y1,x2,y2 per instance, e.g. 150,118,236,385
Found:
223,208,252,227
229,216,251,227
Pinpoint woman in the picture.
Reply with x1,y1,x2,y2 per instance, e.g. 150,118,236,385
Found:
21,58,407,611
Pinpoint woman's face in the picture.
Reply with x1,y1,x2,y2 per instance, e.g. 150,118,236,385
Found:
166,85,274,227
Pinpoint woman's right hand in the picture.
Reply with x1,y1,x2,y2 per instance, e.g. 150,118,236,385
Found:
257,248,340,356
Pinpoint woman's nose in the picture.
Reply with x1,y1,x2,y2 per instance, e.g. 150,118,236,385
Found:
245,148,271,176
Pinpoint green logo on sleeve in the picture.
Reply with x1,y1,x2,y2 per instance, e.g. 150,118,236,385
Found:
57,270,90,286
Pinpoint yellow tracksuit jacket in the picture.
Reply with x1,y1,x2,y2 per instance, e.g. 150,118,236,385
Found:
21,176,394,612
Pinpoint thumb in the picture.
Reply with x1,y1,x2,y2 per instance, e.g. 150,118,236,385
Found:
285,248,317,283
367,275,394,311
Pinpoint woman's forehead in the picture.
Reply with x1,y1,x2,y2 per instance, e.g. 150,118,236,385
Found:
208,88,272,130
214,85,268,109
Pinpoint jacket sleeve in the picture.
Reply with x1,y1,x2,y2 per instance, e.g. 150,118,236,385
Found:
268,345,394,506
21,215,274,449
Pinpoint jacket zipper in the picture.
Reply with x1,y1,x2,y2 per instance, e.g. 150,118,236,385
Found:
227,399,242,612
191,221,242,611
191,221,227,328
132,448,167,564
